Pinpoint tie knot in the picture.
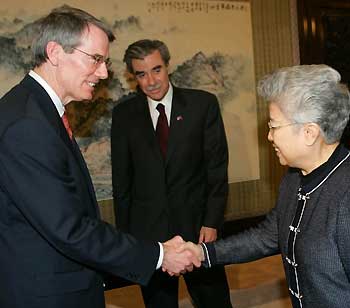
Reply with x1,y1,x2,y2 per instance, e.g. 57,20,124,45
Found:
62,112,73,140
156,103,165,114
62,112,68,122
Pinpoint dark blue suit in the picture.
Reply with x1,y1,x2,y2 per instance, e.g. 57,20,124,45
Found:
111,86,232,307
0,75,159,308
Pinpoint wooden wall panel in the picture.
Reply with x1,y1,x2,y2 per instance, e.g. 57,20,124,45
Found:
224,0,297,220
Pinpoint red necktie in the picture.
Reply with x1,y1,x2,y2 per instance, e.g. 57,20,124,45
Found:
62,112,73,140
156,103,169,159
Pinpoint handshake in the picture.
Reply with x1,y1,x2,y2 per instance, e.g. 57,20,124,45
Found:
161,235,206,275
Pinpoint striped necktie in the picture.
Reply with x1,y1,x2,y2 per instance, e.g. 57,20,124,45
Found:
62,112,73,140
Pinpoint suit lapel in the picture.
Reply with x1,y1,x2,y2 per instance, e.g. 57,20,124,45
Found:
71,138,100,217
135,87,187,165
22,75,99,215
166,87,187,165
22,75,73,150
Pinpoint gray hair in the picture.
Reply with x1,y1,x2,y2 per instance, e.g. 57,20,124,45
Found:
257,64,350,144
32,5,115,67
123,39,171,73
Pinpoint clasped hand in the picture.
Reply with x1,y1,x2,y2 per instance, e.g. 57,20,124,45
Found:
161,236,205,276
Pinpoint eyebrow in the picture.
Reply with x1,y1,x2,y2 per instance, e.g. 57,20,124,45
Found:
134,70,145,76
134,65,163,76
152,65,162,71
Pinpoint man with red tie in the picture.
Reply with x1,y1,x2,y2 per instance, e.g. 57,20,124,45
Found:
0,8,198,308
111,39,232,308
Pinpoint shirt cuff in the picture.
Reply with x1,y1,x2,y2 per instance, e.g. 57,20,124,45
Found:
200,242,211,268
156,242,164,269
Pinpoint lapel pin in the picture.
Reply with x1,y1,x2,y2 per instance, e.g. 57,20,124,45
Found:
176,115,183,121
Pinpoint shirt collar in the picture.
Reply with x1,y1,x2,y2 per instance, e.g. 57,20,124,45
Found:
147,82,173,110
29,70,65,117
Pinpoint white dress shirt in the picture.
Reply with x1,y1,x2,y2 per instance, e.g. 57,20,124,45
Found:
148,83,173,129
29,70,65,116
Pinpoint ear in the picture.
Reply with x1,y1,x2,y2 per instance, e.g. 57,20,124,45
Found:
303,123,321,146
45,41,63,66
165,63,171,74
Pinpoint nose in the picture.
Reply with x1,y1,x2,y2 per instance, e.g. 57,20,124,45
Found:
95,62,108,80
146,73,156,85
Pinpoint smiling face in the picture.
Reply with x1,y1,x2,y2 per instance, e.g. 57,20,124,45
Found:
131,50,170,101
55,23,110,104
267,102,306,168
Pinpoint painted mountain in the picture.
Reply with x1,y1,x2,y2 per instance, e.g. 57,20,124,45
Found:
0,15,252,200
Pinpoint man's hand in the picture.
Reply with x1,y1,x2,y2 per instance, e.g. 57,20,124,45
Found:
176,241,205,263
161,236,201,276
198,226,217,243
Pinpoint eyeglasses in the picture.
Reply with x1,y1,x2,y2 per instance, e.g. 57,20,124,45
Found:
72,47,111,68
268,121,300,131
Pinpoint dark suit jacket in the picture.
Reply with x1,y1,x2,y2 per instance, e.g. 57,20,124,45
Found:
206,146,350,307
0,75,159,308
111,86,228,243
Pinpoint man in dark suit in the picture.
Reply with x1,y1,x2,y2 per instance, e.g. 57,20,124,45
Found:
0,8,198,308
111,39,232,307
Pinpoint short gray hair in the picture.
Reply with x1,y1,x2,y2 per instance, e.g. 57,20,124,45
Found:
32,5,115,67
123,39,171,73
257,64,350,144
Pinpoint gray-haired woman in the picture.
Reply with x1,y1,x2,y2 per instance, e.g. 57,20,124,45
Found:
183,65,350,308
